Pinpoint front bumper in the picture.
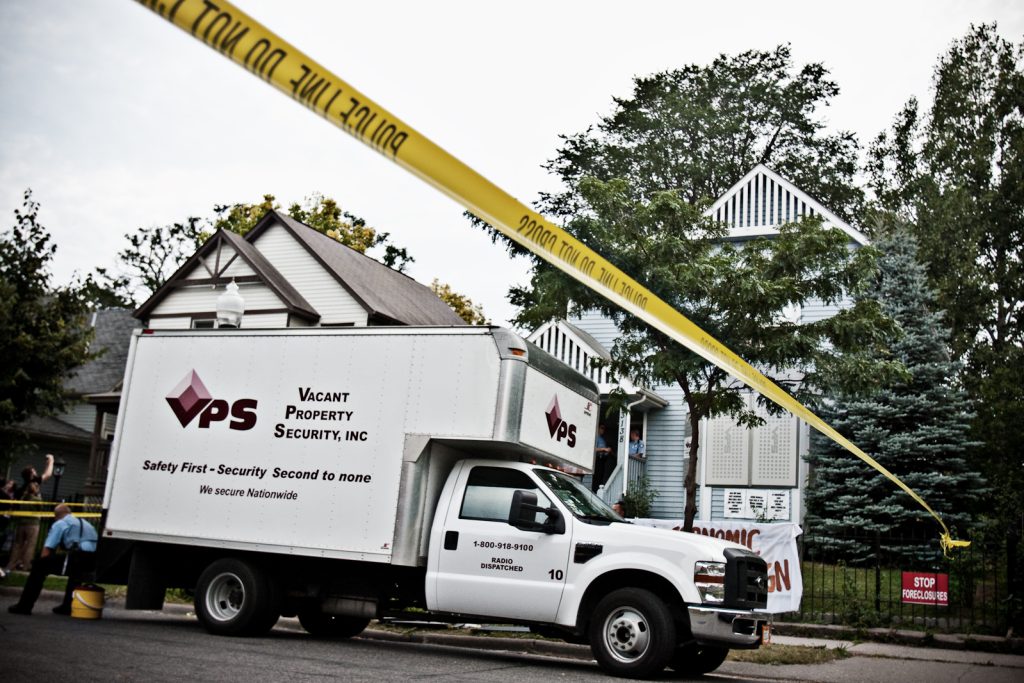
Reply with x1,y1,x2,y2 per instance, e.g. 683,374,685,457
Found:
687,606,766,649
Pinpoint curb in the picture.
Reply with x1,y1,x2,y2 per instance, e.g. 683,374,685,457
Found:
4,584,1019,657
357,627,592,660
772,622,1023,655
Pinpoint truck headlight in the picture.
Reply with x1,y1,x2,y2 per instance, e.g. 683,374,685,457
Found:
694,561,726,604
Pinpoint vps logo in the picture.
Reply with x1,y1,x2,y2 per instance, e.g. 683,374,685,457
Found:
166,370,258,431
545,395,577,448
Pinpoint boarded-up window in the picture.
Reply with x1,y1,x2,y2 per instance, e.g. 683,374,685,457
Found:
704,393,798,487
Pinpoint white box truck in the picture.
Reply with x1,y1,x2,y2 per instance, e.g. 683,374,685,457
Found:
99,326,767,678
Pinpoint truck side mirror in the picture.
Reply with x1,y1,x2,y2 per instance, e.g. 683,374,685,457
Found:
509,490,565,534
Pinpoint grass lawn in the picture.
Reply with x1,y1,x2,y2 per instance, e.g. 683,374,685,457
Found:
0,572,193,603
728,643,850,665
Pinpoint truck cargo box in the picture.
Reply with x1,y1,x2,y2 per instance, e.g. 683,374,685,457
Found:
104,326,598,565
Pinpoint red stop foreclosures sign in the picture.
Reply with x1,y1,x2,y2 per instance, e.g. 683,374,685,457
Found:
901,572,949,606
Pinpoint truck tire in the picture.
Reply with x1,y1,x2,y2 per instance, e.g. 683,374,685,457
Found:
588,588,676,679
667,644,729,676
195,558,280,637
297,610,370,638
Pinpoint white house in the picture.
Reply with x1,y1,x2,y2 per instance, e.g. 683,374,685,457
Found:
135,210,465,329
528,165,868,525
69,209,464,497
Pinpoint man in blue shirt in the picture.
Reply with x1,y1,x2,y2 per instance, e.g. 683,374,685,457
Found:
592,424,613,492
628,428,646,459
8,504,98,616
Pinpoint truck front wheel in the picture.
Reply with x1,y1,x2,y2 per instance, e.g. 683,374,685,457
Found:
195,558,280,637
588,588,676,679
667,643,729,675
297,610,370,638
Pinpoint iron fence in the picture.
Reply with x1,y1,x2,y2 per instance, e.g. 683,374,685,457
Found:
780,527,1019,635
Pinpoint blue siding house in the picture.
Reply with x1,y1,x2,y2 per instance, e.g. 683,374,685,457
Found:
527,165,867,524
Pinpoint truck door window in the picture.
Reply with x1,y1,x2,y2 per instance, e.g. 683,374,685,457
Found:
460,467,551,524
534,469,618,524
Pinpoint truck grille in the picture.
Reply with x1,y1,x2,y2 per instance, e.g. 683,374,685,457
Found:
723,548,769,609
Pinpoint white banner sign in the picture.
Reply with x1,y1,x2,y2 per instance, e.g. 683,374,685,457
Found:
634,519,803,613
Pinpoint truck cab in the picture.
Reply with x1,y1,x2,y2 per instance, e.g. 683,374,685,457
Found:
427,459,768,677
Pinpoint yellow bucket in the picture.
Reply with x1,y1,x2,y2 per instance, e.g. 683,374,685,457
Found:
71,585,105,620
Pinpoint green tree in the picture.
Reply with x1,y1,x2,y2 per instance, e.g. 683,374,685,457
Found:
77,269,135,310
805,223,985,563
104,217,206,303
430,279,487,325
477,48,894,530
0,190,94,455
538,45,863,226
511,178,896,531
867,24,1023,527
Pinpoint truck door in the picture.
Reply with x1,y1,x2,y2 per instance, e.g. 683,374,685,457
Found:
432,465,571,622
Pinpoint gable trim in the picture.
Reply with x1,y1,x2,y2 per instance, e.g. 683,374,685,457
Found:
245,210,379,320
705,164,868,245
147,307,296,319
135,229,320,323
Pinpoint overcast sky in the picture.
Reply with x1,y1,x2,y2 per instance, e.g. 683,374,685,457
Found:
1,1,1021,328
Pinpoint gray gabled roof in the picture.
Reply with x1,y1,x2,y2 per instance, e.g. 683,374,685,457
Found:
13,415,93,443
217,229,320,321
65,308,140,395
134,229,320,323
253,211,465,326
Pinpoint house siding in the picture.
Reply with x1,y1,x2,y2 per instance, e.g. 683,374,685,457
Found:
147,282,284,316
570,311,692,518
9,451,90,503
147,317,193,329
573,309,620,350
252,224,368,325
58,404,95,433
800,294,851,324
242,312,289,328
644,386,689,518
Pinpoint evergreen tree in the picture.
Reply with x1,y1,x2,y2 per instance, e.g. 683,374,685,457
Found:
805,223,985,564
867,25,1023,529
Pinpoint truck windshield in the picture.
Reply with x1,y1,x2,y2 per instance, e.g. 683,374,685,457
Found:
533,469,620,524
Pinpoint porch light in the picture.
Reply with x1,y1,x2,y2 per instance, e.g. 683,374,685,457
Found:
216,280,245,329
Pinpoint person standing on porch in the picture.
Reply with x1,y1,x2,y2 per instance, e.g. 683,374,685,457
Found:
592,424,613,492
628,428,645,459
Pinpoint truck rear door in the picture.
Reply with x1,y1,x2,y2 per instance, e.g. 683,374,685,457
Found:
430,464,571,622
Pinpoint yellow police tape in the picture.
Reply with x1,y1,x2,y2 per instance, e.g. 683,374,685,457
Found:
7,501,94,508
134,0,968,555
8,512,102,519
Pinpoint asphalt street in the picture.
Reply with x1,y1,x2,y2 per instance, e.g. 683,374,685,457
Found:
1,591,1022,682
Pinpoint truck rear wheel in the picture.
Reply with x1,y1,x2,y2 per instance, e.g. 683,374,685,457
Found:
297,610,370,638
588,588,676,679
667,643,729,675
195,558,279,637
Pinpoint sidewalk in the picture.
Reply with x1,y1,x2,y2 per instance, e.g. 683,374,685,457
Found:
4,585,1022,669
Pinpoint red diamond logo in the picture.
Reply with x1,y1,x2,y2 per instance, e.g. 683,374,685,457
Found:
546,396,562,437
166,370,213,427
